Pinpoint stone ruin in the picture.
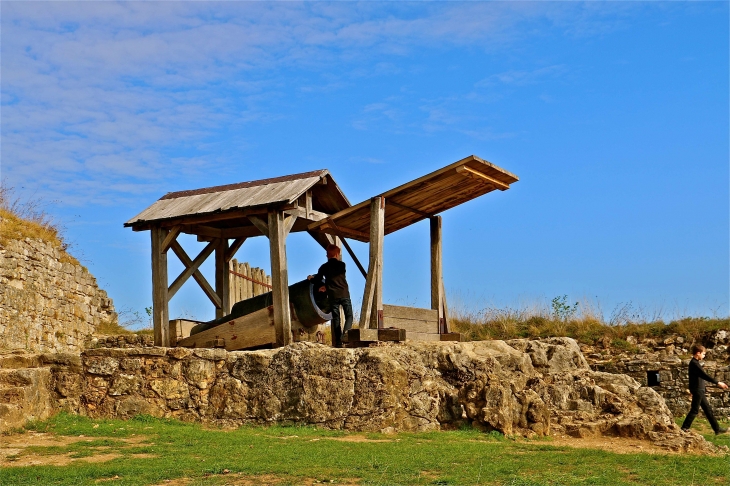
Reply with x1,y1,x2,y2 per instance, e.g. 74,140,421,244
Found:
0,338,721,454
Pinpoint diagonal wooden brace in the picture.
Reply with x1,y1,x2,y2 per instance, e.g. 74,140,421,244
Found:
169,240,221,308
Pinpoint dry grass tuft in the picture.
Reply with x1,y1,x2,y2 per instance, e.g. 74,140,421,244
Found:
0,186,79,266
451,299,729,346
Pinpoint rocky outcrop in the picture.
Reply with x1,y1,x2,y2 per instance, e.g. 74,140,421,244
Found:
0,238,116,352
0,339,708,453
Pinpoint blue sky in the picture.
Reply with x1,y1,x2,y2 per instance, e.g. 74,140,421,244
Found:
2,2,728,324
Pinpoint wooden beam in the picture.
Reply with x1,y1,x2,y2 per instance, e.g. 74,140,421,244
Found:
151,227,170,347
284,206,329,222
441,277,450,333
169,240,221,308
225,237,246,262
307,230,337,250
325,219,367,279
455,165,510,190
248,215,269,238
283,214,297,236
388,200,431,218
430,216,445,333
160,225,182,253
359,196,384,330
216,238,231,317
176,306,275,351
168,240,216,300
268,210,291,346
312,222,370,241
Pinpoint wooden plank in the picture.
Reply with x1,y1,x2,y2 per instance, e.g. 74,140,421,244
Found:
407,332,442,342
161,225,182,253
441,278,450,333
151,227,170,347
455,166,510,190
345,328,379,343
169,240,221,308
383,304,438,322
307,230,337,250
359,197,384,329
216,239,231,317
248,215,270,237
168,240,217,300
176,307,276,351
244,262,252,299
283,214,297,236
382,316,438,334
430,216,444,333
225,237,246,262
168,319,204,346
440,333,462,342
377,328,406,341
387,200,431,218
269,210,292,346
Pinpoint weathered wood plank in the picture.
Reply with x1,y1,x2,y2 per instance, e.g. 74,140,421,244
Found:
168,240,217,302
382,316,438,334
176,307,275,351
248,215,269,238
456,165,510,190
151,227,170,347
225,237,246,262
383,304,438,322
269,209,292,346
440,333,462,342
168,319,204,346
161,225,182,253
216,239,231,317
359,197,384,329
345,328,386,343
430,216,444,333
406,332,441,342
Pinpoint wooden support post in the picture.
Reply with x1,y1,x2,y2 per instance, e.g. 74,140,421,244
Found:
151,226,170,347
359,196,385,330
269,210,292,346
216,239,231,317
430,216,445,333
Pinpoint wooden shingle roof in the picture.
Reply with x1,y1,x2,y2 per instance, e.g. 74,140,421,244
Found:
125,170,350,231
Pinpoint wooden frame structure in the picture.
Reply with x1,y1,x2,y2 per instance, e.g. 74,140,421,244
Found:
126,156,518,348
125,170,351,347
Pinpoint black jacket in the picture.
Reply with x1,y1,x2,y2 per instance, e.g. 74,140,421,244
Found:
312,258,350,300
688,357,718,394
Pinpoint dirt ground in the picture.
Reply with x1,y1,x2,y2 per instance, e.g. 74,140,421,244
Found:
0,431,153,467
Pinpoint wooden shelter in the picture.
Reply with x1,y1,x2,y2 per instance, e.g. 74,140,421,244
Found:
308,155,519,343
125,170,351,347
125,155,518,349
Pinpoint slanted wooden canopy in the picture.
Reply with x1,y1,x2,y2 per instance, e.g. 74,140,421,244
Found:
125,170,351,347
308,155,518,242
307,155,519,342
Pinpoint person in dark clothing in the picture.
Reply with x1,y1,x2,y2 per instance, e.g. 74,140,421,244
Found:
681,344,728,434
308,244,352,348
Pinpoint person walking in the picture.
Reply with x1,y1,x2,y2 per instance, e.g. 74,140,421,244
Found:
681,344,728,434
308,244,352,348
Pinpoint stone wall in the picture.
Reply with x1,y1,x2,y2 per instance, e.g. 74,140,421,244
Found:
582,330,730,419
0,339,709,452
0,238,116,352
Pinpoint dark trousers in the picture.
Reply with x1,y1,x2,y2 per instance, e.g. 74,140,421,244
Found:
681,391,720,432
330,297,353,347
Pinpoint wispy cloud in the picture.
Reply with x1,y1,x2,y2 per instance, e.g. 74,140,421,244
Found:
1,2,640,205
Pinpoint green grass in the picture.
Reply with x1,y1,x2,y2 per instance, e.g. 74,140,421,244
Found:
1,413,727,486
